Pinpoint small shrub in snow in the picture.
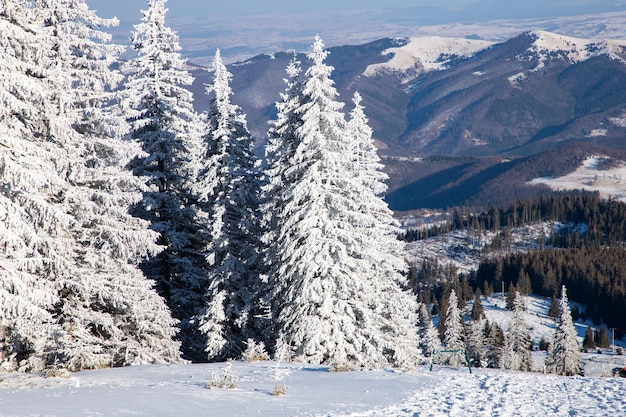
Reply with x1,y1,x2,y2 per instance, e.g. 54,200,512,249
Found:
241,339,269,362
271,342,290,396
44,367,72,379
208,362,237,389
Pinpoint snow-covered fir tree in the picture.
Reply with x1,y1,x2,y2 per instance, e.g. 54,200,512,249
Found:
41,0,181,369
195,49,262,361
501,291,532,371
261,55,304,249
120,0,207,361
266,36,420,368
466,319,486,368
545,286,582,376
1,0,182,370
484,321,505,369
417,303,441,361
0,0,64,370
442,290,466,367
346,92,387,195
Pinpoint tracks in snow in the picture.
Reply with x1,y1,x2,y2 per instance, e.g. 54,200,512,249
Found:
332,368,626,417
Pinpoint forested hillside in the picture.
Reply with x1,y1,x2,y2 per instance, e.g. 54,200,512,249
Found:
405,192,626,337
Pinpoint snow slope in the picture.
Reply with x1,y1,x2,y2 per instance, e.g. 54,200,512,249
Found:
522,30,626,70
363,36,493,82
528,156,626,202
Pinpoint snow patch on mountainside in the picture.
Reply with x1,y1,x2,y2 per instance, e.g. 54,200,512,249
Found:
363,36,492,83
521,30,626,71
528,156,626,201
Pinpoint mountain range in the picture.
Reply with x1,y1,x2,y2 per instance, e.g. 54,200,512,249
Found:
189,30,626,211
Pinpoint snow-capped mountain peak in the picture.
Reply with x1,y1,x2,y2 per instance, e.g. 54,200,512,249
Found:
520,30,626,70
363,36,493,82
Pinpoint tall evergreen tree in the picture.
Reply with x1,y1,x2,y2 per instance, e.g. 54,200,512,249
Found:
417,303,441,360
466,319,486,368
119,0,206,361
501,291,532,371
484,321,505,368
582,326,596,351
547,294,560,319
195,49,262,361
1,0,182,370
442,290,466,367
596,326,610,349
266,36,419,368
259,56,305,343
545,286,582,376
471,291,485,321
0,0,64,370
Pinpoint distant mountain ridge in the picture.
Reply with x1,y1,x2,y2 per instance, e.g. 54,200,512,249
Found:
189,30,626,210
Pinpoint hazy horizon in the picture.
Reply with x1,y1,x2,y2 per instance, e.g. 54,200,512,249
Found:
86,0,626,65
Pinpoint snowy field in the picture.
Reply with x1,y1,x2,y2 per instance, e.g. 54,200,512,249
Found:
528,156,626,202
1,359,625,416
1,294,625,416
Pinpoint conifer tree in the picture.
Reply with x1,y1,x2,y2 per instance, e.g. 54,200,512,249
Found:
596,326,610,349
505,282,517,310
548,294,560,318
120,0,206,361
2,0,182,370
501,291,532,371
442,290,466,367
436,294,449,339
582,326,596,351
262,54,304,231
41,0,181,369
417,303,441,360
545,286,582,376
195,49,262,361
484,321,505,368
466,319,486,368
0,0,63,370
471,291,485,321
266,36,419,368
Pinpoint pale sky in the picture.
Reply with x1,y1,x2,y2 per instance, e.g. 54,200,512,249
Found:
88,1,479,19
85,0,626,64
87,1,624,22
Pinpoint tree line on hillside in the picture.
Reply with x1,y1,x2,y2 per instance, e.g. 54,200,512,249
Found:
405,192,626,337
0,0,417,372
404,192,626,246
475,247,626,337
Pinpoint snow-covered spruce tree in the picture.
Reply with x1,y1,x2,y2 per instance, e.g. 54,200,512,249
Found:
195,49,262,361
261,55,304,249
466,319,486,368
442,290,466,367
484,321,505,368
266,36,420,368
501,291,532,371
0,0,66,371
1,0,182,370
417,303,441,361
545,286,582,376
38,0,181,369
347,91,387,195
120,0,206,361
258,55,305,344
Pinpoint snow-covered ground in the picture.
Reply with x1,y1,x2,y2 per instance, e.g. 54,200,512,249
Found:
1,294,625,416
1,356,625,416
528,156,626,202
363,36,493,81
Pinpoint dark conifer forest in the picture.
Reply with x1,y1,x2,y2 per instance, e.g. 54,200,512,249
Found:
405,192,626,337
